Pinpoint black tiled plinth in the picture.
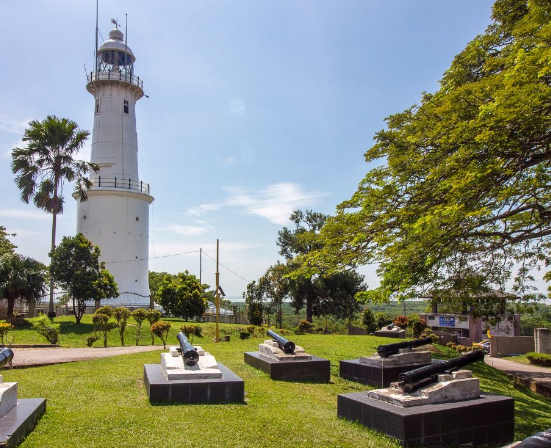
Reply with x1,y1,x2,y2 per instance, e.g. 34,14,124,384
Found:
337,392,514,447
0,398,46,448
144,363,244,403
244,352,330,382
340,359,431,388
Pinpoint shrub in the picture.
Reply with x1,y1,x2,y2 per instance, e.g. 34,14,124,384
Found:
456,345,467,352
409,316,427,338
247,325,256,335
394,316,408,329
131,308,148,346
362,308,377,333
526,352,551,367
92,313,117,348
95,306,114,317
146,310,161,345
298,320,315,334
31,315,60,344
239,331,250,340
151,321,171,349
180,324,198,339
113,307,131,346
86,334,100,347
374,312,393,329
0,322,14,346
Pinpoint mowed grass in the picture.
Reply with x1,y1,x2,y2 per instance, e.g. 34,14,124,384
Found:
10,315,253,348
3,334,551,447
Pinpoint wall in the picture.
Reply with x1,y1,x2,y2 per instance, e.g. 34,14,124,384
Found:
534,328,551,355
490,336,534,357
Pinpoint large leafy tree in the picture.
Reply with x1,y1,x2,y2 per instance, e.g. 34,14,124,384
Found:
313,271,366,332
297,0,551,316
260,262,289,328
11,116,97,317
243,280,264,326
278,210,327,322
50,233,118,324
0,253,46,320
157,271,206,321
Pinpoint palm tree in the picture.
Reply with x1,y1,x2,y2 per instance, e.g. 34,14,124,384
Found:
11,115,97,317
0,253,46,321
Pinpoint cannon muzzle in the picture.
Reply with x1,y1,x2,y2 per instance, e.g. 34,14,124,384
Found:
176,332,199,367
267,330,295,354
0,348,13,369
398,349,484,393
377,336,433,358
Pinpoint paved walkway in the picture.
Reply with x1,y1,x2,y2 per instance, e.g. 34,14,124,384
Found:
485,356,551,398
11,345,162,368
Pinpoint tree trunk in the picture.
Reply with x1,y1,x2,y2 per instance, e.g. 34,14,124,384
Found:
48,210,57,318
94,299,100,312
306,293,314,323
28,298,36,318
6,298,15,322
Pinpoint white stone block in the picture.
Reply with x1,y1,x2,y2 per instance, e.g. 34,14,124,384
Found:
0,382,18,419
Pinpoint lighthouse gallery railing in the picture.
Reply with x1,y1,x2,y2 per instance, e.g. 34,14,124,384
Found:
87,71,143,90
91,176,151,194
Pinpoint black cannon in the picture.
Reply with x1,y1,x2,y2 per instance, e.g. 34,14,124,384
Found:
267,330,295,354
377,336,433,358
176,332,199,367
398,349,484,393
0,348,13,369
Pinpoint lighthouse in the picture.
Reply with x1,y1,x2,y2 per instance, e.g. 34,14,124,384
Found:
76,23,153,307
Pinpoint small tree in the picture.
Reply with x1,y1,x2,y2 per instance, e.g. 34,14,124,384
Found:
244,280,264,326
0,323,14,346
113,307,131,346
374,312,393,329
146,309,161,345
362,308,377,334
131,308,147,345
409,316,428,338
92,313,117,348
157,271,206,321
151,321,171,349
50,234,118,324
31,315,60,344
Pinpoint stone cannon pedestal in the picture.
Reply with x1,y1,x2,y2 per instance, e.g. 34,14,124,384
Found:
144,346,244,403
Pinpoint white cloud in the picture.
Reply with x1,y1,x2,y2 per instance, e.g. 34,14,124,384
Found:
0,209,51,221
0,115,29,135
161,224,212,236
186,182,327,225
186,203,223,217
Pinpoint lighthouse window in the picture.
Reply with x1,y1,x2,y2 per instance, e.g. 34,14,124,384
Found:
95,99,99,114
135,217,139,221
123,99,129,115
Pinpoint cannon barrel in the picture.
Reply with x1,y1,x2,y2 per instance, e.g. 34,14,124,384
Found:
176,332,199,367
267,330,295,354
0,348,13,369
398,349,484,393
377,336,433,358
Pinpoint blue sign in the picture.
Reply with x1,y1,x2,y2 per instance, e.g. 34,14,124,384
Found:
439,316,455,327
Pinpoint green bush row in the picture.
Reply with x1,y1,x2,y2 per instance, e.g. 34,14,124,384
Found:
526,352,551,367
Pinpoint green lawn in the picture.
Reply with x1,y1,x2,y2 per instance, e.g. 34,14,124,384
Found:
2,334,551,447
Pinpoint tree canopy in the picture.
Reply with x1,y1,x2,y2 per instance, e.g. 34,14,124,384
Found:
296,0,551,315
12,115,96,317
157,271,206,321
0,227,16,256
50,233,118,324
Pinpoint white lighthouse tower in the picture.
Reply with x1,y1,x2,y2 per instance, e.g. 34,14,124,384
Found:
76,23,153,307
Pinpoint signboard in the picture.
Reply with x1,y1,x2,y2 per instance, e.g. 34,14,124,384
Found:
439,316,456,327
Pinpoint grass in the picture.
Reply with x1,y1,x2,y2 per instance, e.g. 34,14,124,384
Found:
8,315,254,348
2,334,551,447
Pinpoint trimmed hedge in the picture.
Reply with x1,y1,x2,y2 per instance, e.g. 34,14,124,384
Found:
526,352,551,367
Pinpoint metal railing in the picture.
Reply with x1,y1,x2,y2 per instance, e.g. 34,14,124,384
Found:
92,176,151,194
87,71,144,90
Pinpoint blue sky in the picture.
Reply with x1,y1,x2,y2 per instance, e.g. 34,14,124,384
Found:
0,0,510,299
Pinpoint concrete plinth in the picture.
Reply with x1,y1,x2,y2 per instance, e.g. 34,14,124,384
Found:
144,363,244,403
338,392,514,447
339,358,432,387
0,399,46,448
244,352,330,382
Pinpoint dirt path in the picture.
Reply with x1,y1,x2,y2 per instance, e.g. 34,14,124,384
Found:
11,345,162,368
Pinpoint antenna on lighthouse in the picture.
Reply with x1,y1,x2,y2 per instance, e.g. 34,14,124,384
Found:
94,0,99,74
